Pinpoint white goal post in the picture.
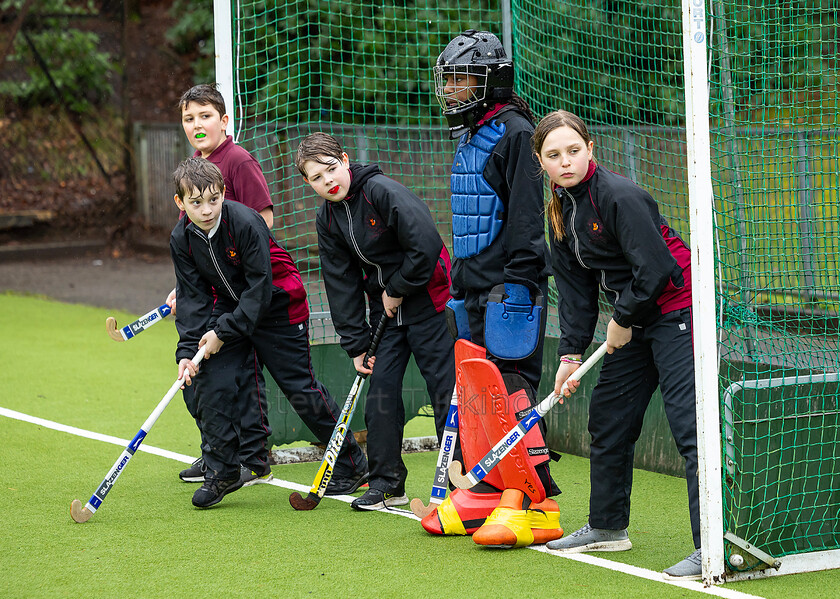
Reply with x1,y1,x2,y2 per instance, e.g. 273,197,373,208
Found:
682,0,726,584
683,0,840,584
213,0,236,141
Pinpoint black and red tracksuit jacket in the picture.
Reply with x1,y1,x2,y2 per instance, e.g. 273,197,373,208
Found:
316,163,451,358
549,162,692,356
170,200,308,362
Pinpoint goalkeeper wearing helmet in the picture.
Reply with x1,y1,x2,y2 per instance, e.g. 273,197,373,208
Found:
422,31,561,547
434,29,550,398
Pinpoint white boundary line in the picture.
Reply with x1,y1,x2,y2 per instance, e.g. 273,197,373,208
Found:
534,546,762,599
3,406,762,599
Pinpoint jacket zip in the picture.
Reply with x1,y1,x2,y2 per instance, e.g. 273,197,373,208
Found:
196,229,239,301
568,189,618,303
567,190,589,270
342,202,384,288
341,201,401,324
600,270,620,303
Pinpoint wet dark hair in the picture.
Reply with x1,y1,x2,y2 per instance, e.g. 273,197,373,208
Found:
532,110,592,240
173,157,224,200
295,132,345,177
178,83,226,119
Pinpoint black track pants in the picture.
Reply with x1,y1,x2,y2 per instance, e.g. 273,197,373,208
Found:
587,307,700,548
195,321,367,481
234,350,271,471
193,337,266,481
183,348,270,472
364,311,456,493
251,320,367,479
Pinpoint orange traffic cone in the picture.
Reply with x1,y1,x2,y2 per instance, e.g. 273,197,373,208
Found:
472,488,563,548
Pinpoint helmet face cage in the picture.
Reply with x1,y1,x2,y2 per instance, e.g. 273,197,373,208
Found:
434,31,514,138
433,63,490,115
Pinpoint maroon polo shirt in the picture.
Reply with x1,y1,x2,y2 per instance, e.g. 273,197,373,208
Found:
195,135,273,214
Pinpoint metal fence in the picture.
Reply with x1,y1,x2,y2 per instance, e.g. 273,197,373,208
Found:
133,123,192,229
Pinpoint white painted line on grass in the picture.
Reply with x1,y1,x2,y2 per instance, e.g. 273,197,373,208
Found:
0,405,309,491
0,406,197,463
3,406,762,598
533,546,763,598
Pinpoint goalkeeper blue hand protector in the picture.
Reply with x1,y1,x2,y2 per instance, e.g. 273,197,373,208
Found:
484,283,542,360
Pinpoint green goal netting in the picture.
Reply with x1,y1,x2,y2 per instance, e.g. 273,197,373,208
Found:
516,0,840,570
708,2,840,565
516,0,840,569
225,0,502,343
223,0,840,574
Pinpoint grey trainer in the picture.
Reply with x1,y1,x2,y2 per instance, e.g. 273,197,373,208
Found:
545,523,632,553
239,465,274,487
662,549,702,580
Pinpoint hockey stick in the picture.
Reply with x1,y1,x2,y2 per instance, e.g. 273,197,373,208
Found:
70,346,206,523
449,342,608,490
409,386,458,518
289,315,389,511
106,304,172,342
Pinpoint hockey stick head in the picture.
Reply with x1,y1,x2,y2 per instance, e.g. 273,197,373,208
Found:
105,317,126,342
409,497,439,519
105,304,172,343
70,499,93,523
448,461,474,490
289,491,321,511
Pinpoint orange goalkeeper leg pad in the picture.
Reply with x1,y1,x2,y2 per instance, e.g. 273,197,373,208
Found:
472,489,564,548
420,488,502,536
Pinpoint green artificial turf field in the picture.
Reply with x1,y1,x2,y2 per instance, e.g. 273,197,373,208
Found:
1,292,837,598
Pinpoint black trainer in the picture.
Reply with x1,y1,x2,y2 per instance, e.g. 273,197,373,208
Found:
350,487,408,511
325,471,369,496
192,477,244,508
179,457,206,483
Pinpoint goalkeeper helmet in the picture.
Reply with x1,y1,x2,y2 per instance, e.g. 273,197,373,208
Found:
434,30,514,138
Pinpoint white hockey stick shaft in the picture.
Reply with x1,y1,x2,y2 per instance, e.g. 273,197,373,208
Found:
430,388,459,503
410,386,459,518
80,347,206,515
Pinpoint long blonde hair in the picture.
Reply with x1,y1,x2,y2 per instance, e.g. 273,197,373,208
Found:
531,110,593,240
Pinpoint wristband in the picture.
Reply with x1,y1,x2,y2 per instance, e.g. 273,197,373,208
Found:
560,356,582,365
